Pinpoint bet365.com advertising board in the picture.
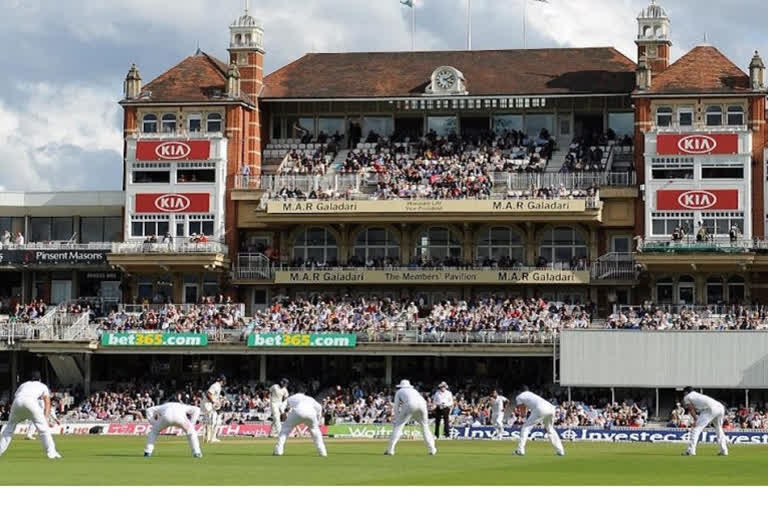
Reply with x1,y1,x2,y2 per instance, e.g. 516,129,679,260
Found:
247,332,357,348
100,332,208,347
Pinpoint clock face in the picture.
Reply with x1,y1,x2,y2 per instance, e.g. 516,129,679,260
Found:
435,69,457,90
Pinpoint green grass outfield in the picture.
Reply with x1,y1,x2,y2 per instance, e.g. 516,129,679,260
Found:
1,436,767,485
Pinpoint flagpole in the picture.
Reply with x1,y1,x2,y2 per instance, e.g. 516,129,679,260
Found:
411,4,415,51
523,0,527,49
467,0,472,50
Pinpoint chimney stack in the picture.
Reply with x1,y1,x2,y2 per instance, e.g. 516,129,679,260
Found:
124,64,142,99
749,50,765,91
636,55,652,91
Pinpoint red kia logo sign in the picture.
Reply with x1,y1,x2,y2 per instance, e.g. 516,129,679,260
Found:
657,133,738,155
154,194,191,212
136,140,211,161
677,190,717,210
677,135,716,155
155,142,191,160
135,193,210,213
657,190,738,211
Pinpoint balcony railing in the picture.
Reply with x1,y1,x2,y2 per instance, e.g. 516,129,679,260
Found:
639,238,753,254
111,240,228,255
117,303,245,316
655,124,748,133
590,253,637,281
1,241,115,250
131,131,224,140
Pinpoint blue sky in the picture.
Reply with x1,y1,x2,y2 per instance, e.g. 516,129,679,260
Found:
0,0,765,191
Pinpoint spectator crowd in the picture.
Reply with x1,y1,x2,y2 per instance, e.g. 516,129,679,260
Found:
605,305,768,330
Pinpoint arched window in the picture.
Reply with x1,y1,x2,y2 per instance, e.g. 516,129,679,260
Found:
207,113,222,133
656,106,673,127
142,114,158,133
538,227,587,267
292,227,338,265
353,228,400,264
706,106,723,126
706,276,724,304
161,114,177,133
476,227,524,266
728,276,745,304
656,277,674,304
643,25,651,37
727,105,744,126
414,227,462,264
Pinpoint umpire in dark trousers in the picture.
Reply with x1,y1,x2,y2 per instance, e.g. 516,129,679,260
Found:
432,381,454,438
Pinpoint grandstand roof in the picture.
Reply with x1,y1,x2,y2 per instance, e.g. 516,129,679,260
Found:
262,48,637,99
642,45,752,95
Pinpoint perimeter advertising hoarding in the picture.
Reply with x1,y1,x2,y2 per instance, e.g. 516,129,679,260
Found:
656,133,739,156
247,332,357,348
0,249,109,266
274,269,591,285
100,332,208,347
266,199,588,214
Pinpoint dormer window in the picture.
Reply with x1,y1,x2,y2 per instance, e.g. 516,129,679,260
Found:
727,106,744,126
187,114,202,133
161,114,177,133
706,106,723,126
678,107,693,127
142,114,158,133
207,113,222,133
656,107,673,127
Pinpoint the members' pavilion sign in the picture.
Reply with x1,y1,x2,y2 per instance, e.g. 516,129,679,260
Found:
274,269,590,285
266,199,589,215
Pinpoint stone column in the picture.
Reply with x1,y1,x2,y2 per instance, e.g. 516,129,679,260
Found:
259,354,267,384
385,356,392,386
84,353,92,396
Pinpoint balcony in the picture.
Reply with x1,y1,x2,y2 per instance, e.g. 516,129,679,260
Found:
654,124,748,133
107,240,229,273
636,237,755,272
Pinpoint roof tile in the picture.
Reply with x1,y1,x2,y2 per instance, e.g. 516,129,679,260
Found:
645,45,751,95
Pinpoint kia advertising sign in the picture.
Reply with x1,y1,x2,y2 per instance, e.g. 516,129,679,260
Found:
656,133,739,155
656,190,738,211
135,193,210,213
135,140,211,161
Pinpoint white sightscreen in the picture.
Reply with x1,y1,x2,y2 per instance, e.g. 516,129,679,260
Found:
560,330,768,388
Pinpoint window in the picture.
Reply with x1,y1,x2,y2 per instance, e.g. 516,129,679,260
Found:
678,107,693,127
656,107,673,127
525,114,553,138
353,228,400,263
80,217,122,243
292,227,338,265
133,170,170,183
207,113,222,133
427,116,458,137
476,227,524,265
538,227,587,266
287,117,315,138
142,114,158,133
701,165,744,179
414,227,462,263
187,215,215,237
52,217,74,241
701,212,744,236
29,218,52,242
611,235,632,254
608,112,634,137
678,275,695,304
706,277,724,304
651,157,694,180
728,276,745,304
706,106,723,126
130,215,169,238
656,277,674,304
317,117,345,137
187,113,202,133
161,114,177,133
492,115,523,134
0,217,25,238
363,117,394,138
727,106,744,126
177,168,215,183
651,212,694,236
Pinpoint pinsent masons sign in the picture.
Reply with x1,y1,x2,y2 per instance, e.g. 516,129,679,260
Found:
247,332,357,348
0,249,108,266
656,133,739,155
135,140,211,161
101,332,208,347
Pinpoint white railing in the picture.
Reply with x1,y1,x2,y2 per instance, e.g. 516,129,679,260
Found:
62,312,92,341
111,240,228,255
655,125,748,133
1,242,114,250
639,237,753,253
507,171,635,190
590,253,637,281
131,131,224,140
117,303,245,316
234,253,274,280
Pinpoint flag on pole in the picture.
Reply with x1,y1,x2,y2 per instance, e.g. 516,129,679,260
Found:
400,0,413,6
401,0,416,51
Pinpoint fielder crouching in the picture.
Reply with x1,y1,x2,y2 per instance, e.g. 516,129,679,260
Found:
273,392,327,457
144,402,202,458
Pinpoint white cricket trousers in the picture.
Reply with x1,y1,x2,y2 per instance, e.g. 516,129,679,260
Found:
493,413,505,438
273,407,327,456
688,405,728,455
270,403,282,437
0,397,58,458
145,410,201,457
517,407,564,455
386,405,436,455
202,402,218,443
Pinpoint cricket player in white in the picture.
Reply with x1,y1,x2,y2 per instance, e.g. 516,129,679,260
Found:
269,378,289,437
202,375,225,443
489,390,509,439
0,372,62,459
273,392,327,457
682,386,728,456
514,387,565,456
385,379,437,456
26,397,59,440
144,402,202,458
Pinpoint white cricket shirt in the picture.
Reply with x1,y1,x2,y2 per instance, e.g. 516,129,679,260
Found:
15,381,50,401
491,395,508,416
203,382,222,406
270,384,289,405
432,389,454,408
515,391,552,413
684,391,723,413
394,387,426,414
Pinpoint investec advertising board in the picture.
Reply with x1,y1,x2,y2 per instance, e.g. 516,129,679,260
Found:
275,269,591,285
101,332,208,347
247,332,357,348
266,199,587,214
327,424,768,445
